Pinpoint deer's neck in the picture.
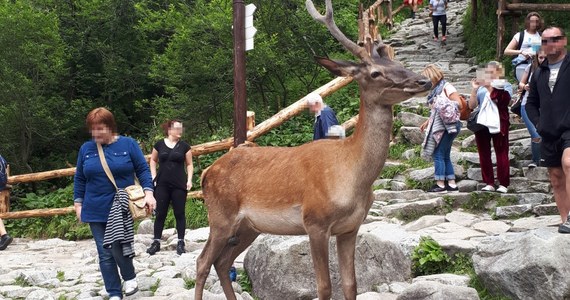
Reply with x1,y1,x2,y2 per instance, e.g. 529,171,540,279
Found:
348,96,393,188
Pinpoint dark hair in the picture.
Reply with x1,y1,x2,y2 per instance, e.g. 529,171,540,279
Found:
161,119,183,136
543,26,566,37
85,107,117,133
524,12,543,32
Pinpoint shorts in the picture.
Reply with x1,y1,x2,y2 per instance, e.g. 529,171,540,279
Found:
404,0,423,5
541,136,570,167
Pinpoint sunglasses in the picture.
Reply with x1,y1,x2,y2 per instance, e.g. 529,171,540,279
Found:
541,36,565,45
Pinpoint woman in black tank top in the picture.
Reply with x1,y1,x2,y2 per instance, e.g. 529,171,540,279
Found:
146,120,193,255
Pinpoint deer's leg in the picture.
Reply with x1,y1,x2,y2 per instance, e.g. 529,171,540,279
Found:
195,215,243,300
336,230,358,300
214,225,260,300
308,229,332,299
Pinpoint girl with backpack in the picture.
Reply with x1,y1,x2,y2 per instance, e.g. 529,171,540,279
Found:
503,12,543,82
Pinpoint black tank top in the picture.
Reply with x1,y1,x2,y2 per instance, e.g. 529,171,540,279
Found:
154,139,191,190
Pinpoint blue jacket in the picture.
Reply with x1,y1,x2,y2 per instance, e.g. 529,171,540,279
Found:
73,136,153,222
313,106,339,140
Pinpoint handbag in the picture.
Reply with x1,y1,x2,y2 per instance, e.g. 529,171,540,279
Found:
510,91,524,117
96,143,150,220
443,84,471,121
466,106,486,133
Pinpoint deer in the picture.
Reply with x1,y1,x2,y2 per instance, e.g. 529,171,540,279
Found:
194,0,431,299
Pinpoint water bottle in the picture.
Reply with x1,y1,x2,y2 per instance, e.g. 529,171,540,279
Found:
229,266,237,282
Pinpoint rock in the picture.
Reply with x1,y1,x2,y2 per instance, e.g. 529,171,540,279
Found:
404,215,446,231
532,203,559,216
399,126,425,145
397,112,427,127
373,189,429,202
25,290,56,300
381,198,445,218
390,180,408,191
244,226,414,300
472,221,511,235
494,204,533,219
412,273,470,287
137,219,154,235
510,215,561,232
445,211,480,227
396,281,479,300
473,228,570,299
416,222,486,241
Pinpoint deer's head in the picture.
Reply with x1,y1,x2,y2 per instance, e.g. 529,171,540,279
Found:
307,0,431,106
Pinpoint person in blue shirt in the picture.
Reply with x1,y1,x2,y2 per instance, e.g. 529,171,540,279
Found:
73,107,156,300
306,93,339,140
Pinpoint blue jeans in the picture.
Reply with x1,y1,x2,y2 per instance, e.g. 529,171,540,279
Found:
433,122,460,180
90,222,136,298
521,104,541,163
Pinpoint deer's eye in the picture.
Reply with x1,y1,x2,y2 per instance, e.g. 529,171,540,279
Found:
371,71,381,79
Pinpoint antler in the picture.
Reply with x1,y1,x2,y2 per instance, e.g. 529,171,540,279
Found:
306,0,372,63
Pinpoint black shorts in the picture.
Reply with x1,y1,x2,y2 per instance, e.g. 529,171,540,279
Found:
541,136,570,167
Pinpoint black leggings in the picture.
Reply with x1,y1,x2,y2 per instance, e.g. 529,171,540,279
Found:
432,14,447,38
153,184,187,240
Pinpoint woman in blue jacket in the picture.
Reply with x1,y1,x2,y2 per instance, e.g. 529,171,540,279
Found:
73,107,156,300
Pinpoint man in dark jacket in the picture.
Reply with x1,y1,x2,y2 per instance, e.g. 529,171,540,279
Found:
306,93,340,140
525,26,570,233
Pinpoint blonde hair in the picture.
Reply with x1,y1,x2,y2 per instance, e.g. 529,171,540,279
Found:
421,64,444,84
487,61,505,78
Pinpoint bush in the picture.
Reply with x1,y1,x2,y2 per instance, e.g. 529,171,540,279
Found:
411,236,450,276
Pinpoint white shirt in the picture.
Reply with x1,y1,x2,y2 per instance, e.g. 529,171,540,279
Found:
429,0,446,16
548,60,563,92
513,30,541,58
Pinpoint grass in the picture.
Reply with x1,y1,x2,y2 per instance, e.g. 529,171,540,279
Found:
150,278,160,293
56,270,65,282
184,278,195,289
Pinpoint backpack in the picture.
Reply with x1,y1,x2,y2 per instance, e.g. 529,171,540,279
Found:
443,83,470,120
0,155,7,191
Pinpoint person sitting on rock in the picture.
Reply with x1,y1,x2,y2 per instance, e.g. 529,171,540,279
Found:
420,64,463,193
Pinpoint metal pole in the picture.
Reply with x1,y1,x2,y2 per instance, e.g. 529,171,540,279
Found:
233,0,247,147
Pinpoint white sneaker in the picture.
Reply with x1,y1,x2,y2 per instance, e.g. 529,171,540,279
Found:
481,185,495,192
109,297,121,300
124,278,138,296
497,185,508,193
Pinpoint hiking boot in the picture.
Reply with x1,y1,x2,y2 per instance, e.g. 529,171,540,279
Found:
177,240,186,255
446,184,459,192
481,185,495,192
428,184,447,193
0,234,13,250
559,217,570,234
124,278,138,296
146,240,160,255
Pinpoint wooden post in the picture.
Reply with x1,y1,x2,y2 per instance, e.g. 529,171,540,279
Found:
246,111,255,131
233,0,247,148
358,3,364,46
471,0,478,25
506,3,570,11
496,0,506,61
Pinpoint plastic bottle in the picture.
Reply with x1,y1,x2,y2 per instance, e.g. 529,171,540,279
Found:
229,266,237,282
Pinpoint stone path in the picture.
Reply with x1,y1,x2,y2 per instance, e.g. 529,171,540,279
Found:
0,1,560,299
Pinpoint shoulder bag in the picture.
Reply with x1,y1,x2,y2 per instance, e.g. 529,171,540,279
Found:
466,106,486,133
96,143,150,220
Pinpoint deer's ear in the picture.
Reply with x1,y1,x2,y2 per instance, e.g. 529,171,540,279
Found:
315,56,360,77
376,44,395,60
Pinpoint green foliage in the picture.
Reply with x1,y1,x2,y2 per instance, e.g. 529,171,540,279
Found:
161,198,209,230
184,278,195,290
380,164,407,179
56,271,65,282
388,143,410,160
14,275,30,287
237,269,256,298
411,236,451,276
6,185,92,240
406,157,431,169
150,279,161,293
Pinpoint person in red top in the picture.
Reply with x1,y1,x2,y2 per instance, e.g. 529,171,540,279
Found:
468,62,513,193
405,0,423,19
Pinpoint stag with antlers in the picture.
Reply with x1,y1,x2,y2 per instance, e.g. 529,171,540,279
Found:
194,1,431,299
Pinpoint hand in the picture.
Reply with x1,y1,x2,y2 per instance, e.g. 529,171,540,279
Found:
74,203,82,223
471,78,480,89
524,84,530,91
144,192,157,212
186,181,192,191
521,50,533,58
420,120,429,133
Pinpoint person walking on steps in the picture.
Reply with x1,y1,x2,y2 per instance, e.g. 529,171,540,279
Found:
429,0,448,43
525,27,570,233
405,0,422,19
146,120,193,255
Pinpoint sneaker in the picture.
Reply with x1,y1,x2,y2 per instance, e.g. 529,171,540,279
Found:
411,11,416,19
481,185,495,192
109,297,121,300
528,162,537,168
124,278,138,296
559,217,570,233
428,184,447,193
496,185,508,193
442,36,447,42
433,36,438,42
446,184,459,192
0,234,13,250
177,240,186,255
146,240,160,255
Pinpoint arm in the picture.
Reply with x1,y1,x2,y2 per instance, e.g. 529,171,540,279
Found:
525,72,541,127
150,148,158,182
129,139,157,211
185,149,194,190
469,79,480,110
518,69,530,92
73,145,86,222
504,37,522,56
